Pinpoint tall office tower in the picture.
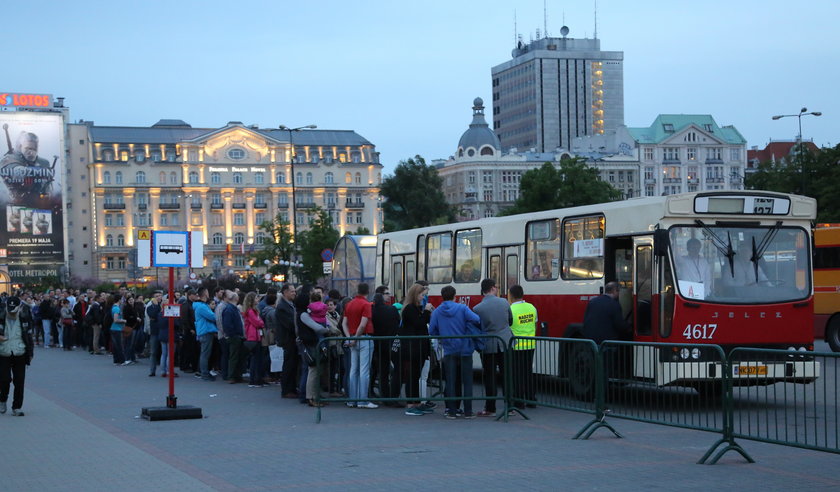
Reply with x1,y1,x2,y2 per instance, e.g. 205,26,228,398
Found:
491,27,624,153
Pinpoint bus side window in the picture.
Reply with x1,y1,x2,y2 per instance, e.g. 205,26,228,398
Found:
660,256,675,338
526,219,560,281
489,255,501,288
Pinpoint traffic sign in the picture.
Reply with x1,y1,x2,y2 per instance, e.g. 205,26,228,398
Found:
321,248,334,262
138,230,151,240
323,262,332,274
264,273,272,281
153,231,189,267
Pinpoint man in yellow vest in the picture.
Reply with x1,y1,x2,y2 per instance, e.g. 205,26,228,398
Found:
509,285,537,409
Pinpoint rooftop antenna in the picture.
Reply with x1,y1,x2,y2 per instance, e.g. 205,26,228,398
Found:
594,0,598,39
543,0,548,37
514,9,518,46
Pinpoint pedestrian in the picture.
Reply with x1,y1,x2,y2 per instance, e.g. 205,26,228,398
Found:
243,292,265,387
342,283,378,409
194,288,218,381
179,289,199,374
39,295,54,347
108,294,126,365
508,284,537,409
0,296,35,416
85,293,104,355
473,278,513,416
371,286,400,403
121,294,138,365
394,283,435,416
213,287,228,379
222,291,245,383
59,299,74,351
146,291,164,377
428,285,481,419
582,281,632,344
298,290,330,407
275,284,299,398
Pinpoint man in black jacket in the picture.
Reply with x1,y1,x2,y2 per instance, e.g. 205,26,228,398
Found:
39,296,54,347
0,296,35,416
372,286,400,402
275,284,299,398
582,281,631,344
179,289,199,373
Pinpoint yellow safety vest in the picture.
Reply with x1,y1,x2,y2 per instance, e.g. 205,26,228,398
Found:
510,301,537,350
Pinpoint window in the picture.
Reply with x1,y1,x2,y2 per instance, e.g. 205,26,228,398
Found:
159,171,166,184
644,147,654,161
256,232,266,244
117,234,125,246
211,172,221,184
325,172,334,184
355,212,363,224
687,147,697,161
116,214,125,226
103,171,111,184
211,193,222,206
306,172,313,185
135,151,144,162
454,229,482,283
191,214,202,226
311,154,319,164
189,171,199,184
234,255,246,267
416,235,425,282
730,148,741,161
525,220,560,280
105,214,113,226
345,212,352,225
354,172,362,184
115,171,123,184
296,172,302,185
135,171,146,183
255,172,264,184
706,147,722,161
105,234,114,246
326,192,336,207
212,214,222,226
255,193,266,205
234,232,245,244
159,214,167,226
426,233,453,283
297,212,305,226
663,147,679,161
663,123,674,132
234,213,244,225
169,172,178,184
276,172,286,184
118,257,126,269
228,148,245,160
562,215,605,280
233,172,243,184
345,172,352,184
483,171,493,183
278,194,288,206
106,257,114,269
152,152,161,162
212,233,223,245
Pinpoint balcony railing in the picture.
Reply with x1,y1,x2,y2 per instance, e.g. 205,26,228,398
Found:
190,203,203,209
706,177,725,184
345,201,365,209
210,203,224,209
254,203,267,209
662,178,682,184
277,202,289,208
137,203,148,210
159,203,181,209
644,178,656,185
296,202,317,209
103,203,125,209
232,202,247,209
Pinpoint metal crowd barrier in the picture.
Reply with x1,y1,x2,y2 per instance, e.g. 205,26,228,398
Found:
313,335,508,423
726,347,837,457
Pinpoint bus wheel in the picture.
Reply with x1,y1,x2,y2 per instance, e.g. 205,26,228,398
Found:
568,344,596,401
827,316,840,353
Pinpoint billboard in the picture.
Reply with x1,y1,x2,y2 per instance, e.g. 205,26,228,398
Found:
0,112,65,284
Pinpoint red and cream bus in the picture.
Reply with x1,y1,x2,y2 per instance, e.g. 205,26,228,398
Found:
813,224,840,351
375,191,818,390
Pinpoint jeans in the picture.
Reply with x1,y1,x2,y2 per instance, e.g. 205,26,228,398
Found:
160,341,170,374
227,337,247,381
42,320,52,346
480,351,505,412
91,324,102,353
199,333,215,378
148,335,159,375
0,354,27,410
110,330,125,364
123,330,136,362
248,342,263,385
511,349,535,404
443,354,474,414
281,343,299,395
218,337,229,380
348,337,373,404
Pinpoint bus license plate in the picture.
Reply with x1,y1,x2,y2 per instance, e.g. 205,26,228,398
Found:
733,365,768,376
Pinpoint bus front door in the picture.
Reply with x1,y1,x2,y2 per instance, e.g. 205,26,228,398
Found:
486,246,520,298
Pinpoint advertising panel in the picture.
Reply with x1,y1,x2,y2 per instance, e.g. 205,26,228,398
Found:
0,112,64,284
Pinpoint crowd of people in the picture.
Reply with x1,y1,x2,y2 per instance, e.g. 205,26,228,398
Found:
0,278,544,419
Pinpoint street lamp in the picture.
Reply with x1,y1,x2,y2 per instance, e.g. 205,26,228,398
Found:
278,124,317,237
771,107,822,193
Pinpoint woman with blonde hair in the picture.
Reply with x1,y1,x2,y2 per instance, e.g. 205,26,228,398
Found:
242,292,265,388
392,282,435,416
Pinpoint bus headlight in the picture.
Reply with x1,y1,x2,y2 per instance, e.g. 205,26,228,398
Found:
691,348,701,359
680,348,690,360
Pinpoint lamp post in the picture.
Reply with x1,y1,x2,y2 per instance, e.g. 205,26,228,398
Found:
278,124,317,237
771,107,822,194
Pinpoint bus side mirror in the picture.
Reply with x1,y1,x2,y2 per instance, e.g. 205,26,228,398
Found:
654,229,670,257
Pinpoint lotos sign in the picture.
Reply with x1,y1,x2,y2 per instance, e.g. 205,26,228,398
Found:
0,93,53,109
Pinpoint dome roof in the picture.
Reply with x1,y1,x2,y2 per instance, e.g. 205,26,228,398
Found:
457,97,500,155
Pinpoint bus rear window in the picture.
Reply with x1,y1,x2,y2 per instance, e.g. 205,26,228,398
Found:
814,246,840,269
562,215,605,279
526,219,560,280
426,232,452,283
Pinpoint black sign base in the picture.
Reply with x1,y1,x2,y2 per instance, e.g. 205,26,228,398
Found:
141,405,203,421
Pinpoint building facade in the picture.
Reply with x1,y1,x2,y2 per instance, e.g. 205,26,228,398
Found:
746,140,819,176
67,120,382,282
627,115,746,197
491,27,624,153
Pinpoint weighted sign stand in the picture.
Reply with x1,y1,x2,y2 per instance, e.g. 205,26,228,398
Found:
140,231,203,421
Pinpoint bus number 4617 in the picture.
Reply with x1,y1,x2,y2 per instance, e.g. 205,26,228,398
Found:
683,323,717,340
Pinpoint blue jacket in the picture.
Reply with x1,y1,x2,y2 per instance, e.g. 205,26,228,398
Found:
194,301,217,337
222,302,244,338
428,301,481,356
146,303,167,339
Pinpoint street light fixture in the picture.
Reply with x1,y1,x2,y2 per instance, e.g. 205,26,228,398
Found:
771,107,822,194
278,124,317,238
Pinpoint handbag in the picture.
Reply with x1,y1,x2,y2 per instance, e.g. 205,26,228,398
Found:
61,318,73,326
391,337,401,353
122,324,133,337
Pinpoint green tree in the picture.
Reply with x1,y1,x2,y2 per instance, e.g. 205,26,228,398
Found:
380,155,455,231
250,212,296,278
295,206,341,284
501,158,623,215
352,225,371,235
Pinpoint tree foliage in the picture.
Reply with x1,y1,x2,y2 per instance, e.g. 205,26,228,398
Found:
250,212,295,276
380,155,455,231
501,158,623,216
295,206,341,284
745,144,840,222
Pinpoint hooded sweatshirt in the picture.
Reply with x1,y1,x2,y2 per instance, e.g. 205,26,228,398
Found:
428,300,481,356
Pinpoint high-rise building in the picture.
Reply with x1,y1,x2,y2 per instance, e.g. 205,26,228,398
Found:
491,27,624,153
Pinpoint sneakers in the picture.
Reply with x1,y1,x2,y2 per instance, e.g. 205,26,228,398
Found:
210,370,219,377
345,402,356,408
0,401,6,414
421,401,437,409
476,410,494,417
444,410,458,420
11,409,24,416
416,402,436,414
357,402,379,409
194,373,203,379
463,412,476,419
247,384,264,388
405,407,425,416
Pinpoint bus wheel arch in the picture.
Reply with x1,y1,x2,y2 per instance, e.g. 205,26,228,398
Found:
826,314,840,352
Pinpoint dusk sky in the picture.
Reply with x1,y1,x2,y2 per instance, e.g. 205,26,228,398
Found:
5,0,837,173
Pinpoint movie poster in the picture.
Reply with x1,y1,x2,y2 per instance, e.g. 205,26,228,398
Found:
0,112,65,284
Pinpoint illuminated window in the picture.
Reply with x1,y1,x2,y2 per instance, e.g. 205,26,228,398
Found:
345,172,351,184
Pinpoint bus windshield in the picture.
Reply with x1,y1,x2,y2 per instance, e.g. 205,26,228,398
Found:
669,224,810,304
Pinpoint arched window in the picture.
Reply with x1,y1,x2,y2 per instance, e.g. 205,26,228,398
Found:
354,172,361,184
135,171,146,183
234,232,245,245
135,151,145,162
159,171,166,184
189,171,199,184
211,172,221,184
276,172,286,184
345,172,352,184
295,172,302,185
325,172,334,184
169,172,178,185
105,234,114,246
306,172,313,185
212,233,223,245
255,172,264,184
480,147,494,156
115,171,123,184
103,171,111,184
117,234,125,246
233,172,243,184
256,232,266,244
